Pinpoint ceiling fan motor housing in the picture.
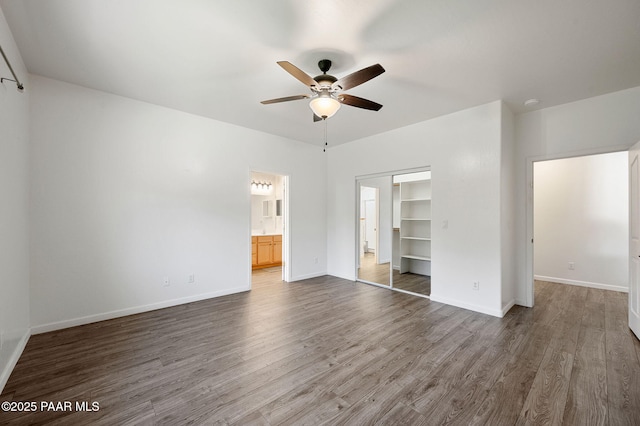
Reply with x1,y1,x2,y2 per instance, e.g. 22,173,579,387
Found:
318,59,332,73
314,59,338,89
314,74,337,88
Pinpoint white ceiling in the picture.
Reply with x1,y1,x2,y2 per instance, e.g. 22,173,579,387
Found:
2,0,640,147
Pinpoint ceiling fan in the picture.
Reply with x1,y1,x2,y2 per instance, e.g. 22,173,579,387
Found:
261,59,385,121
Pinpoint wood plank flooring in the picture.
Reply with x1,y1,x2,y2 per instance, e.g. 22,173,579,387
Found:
358,252,431,296
392,270,431,296
2,278,640,425
357,252,391,286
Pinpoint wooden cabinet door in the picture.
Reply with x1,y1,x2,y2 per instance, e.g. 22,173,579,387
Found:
252,237,257,266
273,240,282,263
257,238,273,265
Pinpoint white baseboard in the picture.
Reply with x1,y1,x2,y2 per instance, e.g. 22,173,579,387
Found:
0,329,30,394
289,271,327,281
515,298,531,308
502,299,516,316
534,275,628,293
429,294,504,318
31,286,250,334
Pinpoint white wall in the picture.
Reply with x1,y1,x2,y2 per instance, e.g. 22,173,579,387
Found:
29,75,327,332
0,6,30,392
328,101,507,317
515,86,640,305
534,152,628,291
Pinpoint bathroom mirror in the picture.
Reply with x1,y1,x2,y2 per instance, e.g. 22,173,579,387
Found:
356,176,392,287
262,200,272,217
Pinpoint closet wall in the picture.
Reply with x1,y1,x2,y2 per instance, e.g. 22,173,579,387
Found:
328,101,510,317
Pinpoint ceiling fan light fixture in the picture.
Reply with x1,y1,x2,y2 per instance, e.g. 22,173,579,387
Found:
309,91,341,119
262,59,384,122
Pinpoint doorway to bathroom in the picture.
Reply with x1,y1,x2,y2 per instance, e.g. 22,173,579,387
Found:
250,171,289,287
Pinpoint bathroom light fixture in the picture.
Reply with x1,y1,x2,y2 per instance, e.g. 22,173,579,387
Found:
309,91,341,120
251,180,273,191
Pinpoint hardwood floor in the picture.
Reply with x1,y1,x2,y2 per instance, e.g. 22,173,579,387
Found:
392,270,431,296
358,253,431,296
357,252,391,286
2,279,639,425
251,266,283,287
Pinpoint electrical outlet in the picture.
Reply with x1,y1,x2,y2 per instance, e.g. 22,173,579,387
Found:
188,274,195,284
163,276,170,287
0,330,4,351
473,281,480,291
568,262,575,270
314,257,319,264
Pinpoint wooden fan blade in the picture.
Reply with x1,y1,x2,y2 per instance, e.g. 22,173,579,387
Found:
333,64,385,91
313,113,323,122
277,61,318,88
339,94,383,111
261,94,310,104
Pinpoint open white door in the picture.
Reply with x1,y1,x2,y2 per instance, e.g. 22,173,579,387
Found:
629,141,640,340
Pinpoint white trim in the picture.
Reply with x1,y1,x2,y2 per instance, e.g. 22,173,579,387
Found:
502,299,516,316
355,167,431,181
430,294,504,318
283,175,291,283
358,279,392,290
31,286,250,334
515,298,530,307
534,275,628,293
289,271,326,281
0,329,30,394
390,286,430,299
332,272,356,282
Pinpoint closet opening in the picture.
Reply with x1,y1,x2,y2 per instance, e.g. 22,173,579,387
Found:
356,168,431,297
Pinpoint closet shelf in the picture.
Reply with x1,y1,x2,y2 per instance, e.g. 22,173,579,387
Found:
401,198,431,202
397,175,432,275
401,254,431,261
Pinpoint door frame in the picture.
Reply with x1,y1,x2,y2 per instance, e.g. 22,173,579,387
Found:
362,188,380,263
355,174,393,288
628,140,640,339
524,145,629,307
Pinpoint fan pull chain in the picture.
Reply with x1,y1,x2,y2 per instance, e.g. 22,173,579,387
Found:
323,119,328,152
